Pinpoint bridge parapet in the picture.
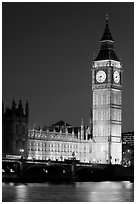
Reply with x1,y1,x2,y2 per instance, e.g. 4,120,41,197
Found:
2,158,110,182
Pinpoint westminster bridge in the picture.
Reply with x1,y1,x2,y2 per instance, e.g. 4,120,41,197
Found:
2,158,134,182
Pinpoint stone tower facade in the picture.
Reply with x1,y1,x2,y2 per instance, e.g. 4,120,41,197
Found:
2,99,29,158
92,16,122,164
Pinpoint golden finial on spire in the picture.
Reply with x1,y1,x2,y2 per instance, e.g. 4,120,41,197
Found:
106,13,109,24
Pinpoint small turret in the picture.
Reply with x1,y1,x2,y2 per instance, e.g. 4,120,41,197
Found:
40,125,42,135
85,126,88,140
78,128,80,140
81,118,84,140
72,127,74,136
53,126,56,133
12,98,16,117
18,99,23,117
40,124,42,130
65,125,68,135
25,100,29,120
46,126,49,132
33,123,36,136
60,127,62,134
12,98,16,109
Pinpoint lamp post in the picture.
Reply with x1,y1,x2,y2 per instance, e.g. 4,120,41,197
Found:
19,148,25,178
71,152,76,182
20,148,24,159
60,155,63,161
72,151,75,160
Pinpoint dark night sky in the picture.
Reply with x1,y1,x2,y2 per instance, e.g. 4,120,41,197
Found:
2,2,134,132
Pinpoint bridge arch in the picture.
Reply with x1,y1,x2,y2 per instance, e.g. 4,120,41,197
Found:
22,164,71,182
2,161,19,173
75,166,107,181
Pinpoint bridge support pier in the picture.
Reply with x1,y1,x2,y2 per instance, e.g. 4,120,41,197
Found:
71,158,76,182
17,158,26,179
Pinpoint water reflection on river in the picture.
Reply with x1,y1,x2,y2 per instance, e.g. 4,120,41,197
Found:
2,181,134,202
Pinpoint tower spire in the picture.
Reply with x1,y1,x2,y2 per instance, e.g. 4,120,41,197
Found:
94,15,119,61
100,15,113,42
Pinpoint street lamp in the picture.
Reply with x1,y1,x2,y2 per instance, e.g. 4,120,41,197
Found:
72,151,76,160
60,155,63,161
71,152,76,182
20,148,24,159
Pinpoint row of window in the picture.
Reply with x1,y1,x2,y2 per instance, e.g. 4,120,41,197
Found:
29,142,78,149
28,148,80,153
29,133,76,140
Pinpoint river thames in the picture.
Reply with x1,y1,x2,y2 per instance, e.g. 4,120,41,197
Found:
2,181,134,202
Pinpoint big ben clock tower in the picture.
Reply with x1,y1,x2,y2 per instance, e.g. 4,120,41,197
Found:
92,16,122,164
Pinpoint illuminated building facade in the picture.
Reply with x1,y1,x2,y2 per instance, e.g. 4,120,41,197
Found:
27,121,93,163
91,16,122,164
2,99,29,158
3,17,124,165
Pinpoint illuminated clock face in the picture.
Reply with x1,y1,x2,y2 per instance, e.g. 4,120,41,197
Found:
114,71,120,83
96,70,106,83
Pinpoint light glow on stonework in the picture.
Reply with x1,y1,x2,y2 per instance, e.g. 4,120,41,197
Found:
93,123,110,137
92,56,122,164
93,60,121,69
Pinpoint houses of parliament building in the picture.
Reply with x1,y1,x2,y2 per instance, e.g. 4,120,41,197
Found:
3,16,124,165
